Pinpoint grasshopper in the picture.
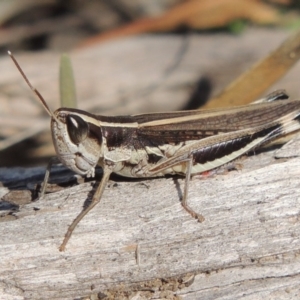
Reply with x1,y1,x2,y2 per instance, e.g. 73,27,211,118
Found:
8,52,300,251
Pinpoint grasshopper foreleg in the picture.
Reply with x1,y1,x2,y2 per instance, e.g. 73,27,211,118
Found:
59,165,113,251
39,157,61,198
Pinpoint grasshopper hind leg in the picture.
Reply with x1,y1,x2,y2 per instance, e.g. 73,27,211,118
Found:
181,154,205,222
148,153,205,222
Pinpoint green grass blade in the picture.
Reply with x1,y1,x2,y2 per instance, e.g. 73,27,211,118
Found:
59,54,77,108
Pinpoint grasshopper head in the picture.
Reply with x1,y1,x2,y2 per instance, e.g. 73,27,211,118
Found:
8,51,102,177
52,108,102,177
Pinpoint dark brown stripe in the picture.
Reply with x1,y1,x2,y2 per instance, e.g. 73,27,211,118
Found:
102,125,166,150
138,129,214,144
193,124,282,165
87,122,102,145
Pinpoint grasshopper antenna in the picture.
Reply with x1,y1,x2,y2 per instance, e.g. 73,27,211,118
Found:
8,51,60,123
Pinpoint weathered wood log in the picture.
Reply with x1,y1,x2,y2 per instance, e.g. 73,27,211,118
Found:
1,137,300,299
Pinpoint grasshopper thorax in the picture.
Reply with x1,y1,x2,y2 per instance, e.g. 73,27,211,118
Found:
52,108,103,177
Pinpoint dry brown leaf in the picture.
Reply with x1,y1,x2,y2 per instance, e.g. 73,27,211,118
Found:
186,0,280,29
204,28,300,108
267,0,291,4
79,0,280,48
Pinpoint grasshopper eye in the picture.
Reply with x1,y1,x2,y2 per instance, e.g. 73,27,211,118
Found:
66,114,89,144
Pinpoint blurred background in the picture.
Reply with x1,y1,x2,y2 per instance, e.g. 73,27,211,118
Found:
0,0,300,167
0,0,298,52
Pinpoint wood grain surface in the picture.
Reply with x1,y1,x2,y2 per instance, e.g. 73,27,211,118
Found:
1,138,300,299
